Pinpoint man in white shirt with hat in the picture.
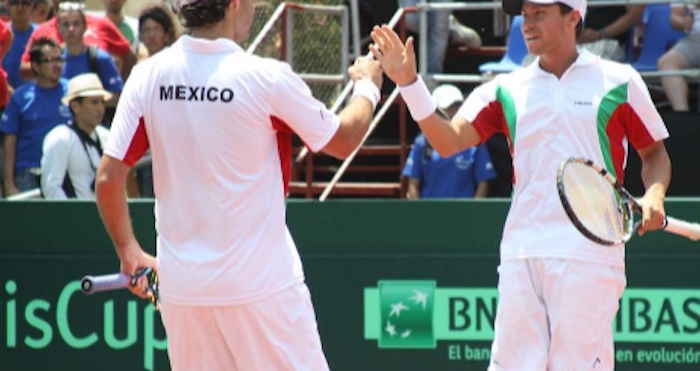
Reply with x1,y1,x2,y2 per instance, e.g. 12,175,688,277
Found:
41,72,111,199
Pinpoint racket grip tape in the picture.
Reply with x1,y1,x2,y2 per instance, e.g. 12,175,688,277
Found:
81,273,131,295
664,217,700,241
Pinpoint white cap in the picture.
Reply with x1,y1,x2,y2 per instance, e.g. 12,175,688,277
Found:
431,84,464,110
526,0,586,19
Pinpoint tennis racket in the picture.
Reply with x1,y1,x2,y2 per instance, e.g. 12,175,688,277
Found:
557,157,700,246
81,267,159,309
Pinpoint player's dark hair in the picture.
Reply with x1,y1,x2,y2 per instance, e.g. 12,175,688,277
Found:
558,3,583,38
175,0,231,29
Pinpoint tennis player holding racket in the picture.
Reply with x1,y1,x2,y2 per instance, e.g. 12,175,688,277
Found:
372,0,670,369
94,0,382,369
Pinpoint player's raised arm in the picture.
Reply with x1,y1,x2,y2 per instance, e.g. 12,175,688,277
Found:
369,25,480,157
322,55,383,159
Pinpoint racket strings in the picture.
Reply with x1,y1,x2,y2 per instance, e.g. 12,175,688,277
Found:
562,162,630,242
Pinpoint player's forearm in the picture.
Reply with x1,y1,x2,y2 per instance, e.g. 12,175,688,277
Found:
325,78,379,159
639,143,671,199
400,77,478,157
95,159,139,258
330,97,374,158
416,114,466,157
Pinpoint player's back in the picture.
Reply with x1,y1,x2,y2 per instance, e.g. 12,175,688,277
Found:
108,35,304,305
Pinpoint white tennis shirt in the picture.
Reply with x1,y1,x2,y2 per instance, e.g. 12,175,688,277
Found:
105,35,340,305
457,49,669,266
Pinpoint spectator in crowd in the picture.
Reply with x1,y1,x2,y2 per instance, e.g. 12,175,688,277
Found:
0,0,9,19
41,73,109,199
88,0,138,52
136,4,177,61
4,0,36,92
658,3,699,112
1,37,70,196
20,0,135,81
0,16,11,111
29,0,51,23
403,84,495,199
577,4,645,62
57,2,122,109
397,0,481,87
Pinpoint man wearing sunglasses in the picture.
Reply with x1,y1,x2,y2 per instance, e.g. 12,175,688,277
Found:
1,37,70,196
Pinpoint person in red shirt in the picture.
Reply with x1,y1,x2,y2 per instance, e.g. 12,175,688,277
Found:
0,17,13,109
19,0,135,81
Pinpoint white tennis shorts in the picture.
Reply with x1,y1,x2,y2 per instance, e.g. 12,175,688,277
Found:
159,281,329,371
487,258,626,371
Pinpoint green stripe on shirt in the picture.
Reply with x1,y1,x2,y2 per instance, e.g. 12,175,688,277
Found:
597,83,627,180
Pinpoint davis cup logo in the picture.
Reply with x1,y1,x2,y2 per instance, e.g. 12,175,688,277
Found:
378,281,436,348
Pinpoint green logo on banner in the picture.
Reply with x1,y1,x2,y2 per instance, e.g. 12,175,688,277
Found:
378,281,436,348
365,283,700,348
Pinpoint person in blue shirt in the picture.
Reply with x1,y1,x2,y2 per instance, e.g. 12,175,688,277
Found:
403,84,496,199
4,0,37,92
57,4,122,110
1,37,71,196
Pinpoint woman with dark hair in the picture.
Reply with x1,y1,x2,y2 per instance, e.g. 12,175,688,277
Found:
136,4,177,61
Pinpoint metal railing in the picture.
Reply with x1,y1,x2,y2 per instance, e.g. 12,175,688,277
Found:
293,7,411,200
5,188,41,201
412,0,700,85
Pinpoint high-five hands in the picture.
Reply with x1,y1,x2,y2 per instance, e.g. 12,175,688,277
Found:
348,55,383,90
369,25,419,87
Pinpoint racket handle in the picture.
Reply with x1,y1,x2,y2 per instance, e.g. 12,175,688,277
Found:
81,273,131,295
664,216,700,241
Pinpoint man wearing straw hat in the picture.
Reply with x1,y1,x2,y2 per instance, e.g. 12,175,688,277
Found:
41,72,110,199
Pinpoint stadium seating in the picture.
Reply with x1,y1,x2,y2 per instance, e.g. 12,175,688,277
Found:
631,4,686,71
478,16,527,74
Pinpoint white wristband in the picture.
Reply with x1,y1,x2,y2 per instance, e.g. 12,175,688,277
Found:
351,79,380,111
398,76,436,121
